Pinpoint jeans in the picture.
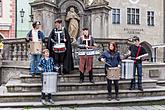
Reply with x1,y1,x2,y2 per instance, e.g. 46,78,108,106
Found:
130,63,142,88
29,54,41,74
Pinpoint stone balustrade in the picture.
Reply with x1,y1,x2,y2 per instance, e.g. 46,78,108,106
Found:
2,38,28,61
1,38,130,64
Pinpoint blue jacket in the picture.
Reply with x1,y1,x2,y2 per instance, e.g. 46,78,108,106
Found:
99,50,121,68
38,57,55,72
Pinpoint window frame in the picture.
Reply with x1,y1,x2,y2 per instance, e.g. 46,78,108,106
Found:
127,8,140,25
147,11,155,26
112,8,120,24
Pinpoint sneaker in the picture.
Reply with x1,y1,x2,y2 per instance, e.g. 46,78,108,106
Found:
30,74,35,77
41,99,46,105
48,99,55,104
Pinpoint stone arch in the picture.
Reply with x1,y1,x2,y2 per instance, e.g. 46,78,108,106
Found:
58,0,85,14
58,0,86,39
140,41,152,61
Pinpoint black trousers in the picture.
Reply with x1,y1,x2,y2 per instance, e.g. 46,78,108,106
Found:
107,79,119,97
41,92,52,100
54,53,64,73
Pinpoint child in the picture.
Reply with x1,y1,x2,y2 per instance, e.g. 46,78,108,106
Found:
38,49,55,104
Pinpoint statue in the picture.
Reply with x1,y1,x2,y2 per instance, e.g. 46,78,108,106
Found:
66,7,80,42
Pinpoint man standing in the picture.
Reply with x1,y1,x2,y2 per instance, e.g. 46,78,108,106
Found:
127,36,148,91
26,21,45,76
77,28,96,83
47,18,74,74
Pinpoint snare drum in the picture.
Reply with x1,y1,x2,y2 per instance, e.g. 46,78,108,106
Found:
106,67,120,80
78,49,99,56
53,43,66,53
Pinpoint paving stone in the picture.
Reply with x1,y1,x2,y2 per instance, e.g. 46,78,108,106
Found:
152,105,165,110
141,106,159,110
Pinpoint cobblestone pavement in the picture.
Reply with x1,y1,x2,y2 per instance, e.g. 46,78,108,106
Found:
1,106,165,110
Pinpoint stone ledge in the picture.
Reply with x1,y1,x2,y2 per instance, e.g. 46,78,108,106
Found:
0,96,165,107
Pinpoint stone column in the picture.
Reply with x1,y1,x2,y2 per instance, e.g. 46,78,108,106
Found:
87,4,111,38
30,0,58,37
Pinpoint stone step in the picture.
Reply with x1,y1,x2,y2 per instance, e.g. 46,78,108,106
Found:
1,86,165,103
20,73,151,84
0,96,165,108
20,73,107,83
6,79,157,92
157,80,165,86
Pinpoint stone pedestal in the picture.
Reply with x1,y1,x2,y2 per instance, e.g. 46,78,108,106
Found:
88,3,111,38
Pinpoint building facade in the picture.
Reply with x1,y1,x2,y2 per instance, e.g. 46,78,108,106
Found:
16,0,34,38
30,0,164,62
107,0,164,62
0,0,15,39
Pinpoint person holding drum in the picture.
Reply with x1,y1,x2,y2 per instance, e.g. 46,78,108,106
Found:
47,18,74,74
98,42,121,101
77,28,96,83
126,36,148,91
26,21,45,76
38,49,55,104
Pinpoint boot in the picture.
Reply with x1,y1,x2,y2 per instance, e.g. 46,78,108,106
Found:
115,95,120,101
89,70,94,83
79,72,84,83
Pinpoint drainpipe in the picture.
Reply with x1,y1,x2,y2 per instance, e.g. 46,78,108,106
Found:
15,0,17,38
163,0,165,62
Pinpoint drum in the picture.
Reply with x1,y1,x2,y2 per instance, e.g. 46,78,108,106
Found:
121,59,134,79
106,67,120,80
28,41,42,54
53,43,66,53
78,49,100,56
42,72,58,93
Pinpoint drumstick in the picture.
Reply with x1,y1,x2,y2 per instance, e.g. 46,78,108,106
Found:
102,60,111,67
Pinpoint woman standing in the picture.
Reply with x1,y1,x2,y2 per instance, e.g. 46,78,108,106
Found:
98,42,121,101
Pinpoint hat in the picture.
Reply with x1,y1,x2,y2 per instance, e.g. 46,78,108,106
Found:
32,21,41,25
82,27,89,31
54,18,62,23
133,36,140,41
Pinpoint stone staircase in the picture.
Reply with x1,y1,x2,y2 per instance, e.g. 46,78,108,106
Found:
1,67,165,107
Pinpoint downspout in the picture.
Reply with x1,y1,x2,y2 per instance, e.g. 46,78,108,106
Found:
163,0,165,62
15,0,17,38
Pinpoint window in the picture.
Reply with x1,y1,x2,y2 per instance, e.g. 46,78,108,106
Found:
147,11,154,26
127,8,140,25
0,0,1,16
112,8,120,24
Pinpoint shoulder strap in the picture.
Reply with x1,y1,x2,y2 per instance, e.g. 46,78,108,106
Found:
134,45,141,62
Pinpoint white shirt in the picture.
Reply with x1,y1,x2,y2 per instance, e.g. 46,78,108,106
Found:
32,29,39,42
